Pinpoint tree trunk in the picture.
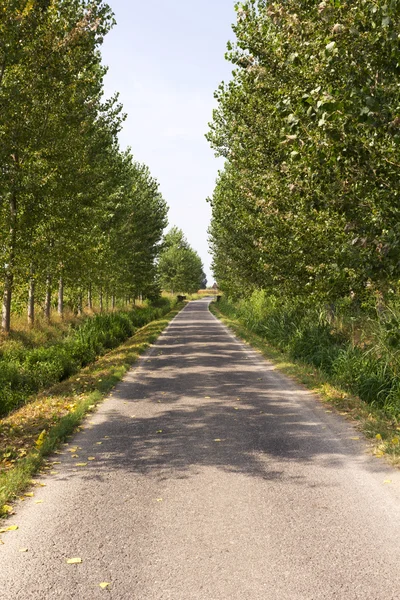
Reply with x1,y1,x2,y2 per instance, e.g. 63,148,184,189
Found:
88,283,92,310
77,292,83,316
99,287,103,313
28,270,35,327
2,189,17,333
2,271,13,333
44,275,52,321
58,276,64,319
112,293,116,310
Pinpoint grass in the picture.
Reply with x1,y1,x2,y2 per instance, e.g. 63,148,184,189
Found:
0,305,182,519
0,301,174,417
210,302,400,467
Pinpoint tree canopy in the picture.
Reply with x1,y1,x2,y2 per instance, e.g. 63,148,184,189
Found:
207,1,400,302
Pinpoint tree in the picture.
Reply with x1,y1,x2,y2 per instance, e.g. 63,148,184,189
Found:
158,227,206,294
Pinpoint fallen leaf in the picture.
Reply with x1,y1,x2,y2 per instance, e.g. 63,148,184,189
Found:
156,498,163,502
99,582,110,589
214,439,222,442
204,396,211,399
87,457,96,461
376,433,382,441
75,463,87,467
35,500,44,504
71,454,79,458
384,479,392,484
0,525,18,532
24,493,34,498
19,548,28,552
2,504,14,513
156,430,163,434
95,442,103,445
50,471,58,475
0,539,4,545
350,437,360,441
66,557,82,564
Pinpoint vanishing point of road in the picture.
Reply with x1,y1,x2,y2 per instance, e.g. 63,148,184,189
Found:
2,299,400,599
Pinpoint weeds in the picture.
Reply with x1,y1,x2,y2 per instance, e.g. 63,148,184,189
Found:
0,299,176,417
217,291,400,417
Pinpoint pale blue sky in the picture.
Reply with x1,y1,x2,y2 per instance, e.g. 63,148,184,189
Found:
101,0,237,284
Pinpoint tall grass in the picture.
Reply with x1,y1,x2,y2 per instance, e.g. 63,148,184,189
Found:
218,291,400,416
0,298,175,417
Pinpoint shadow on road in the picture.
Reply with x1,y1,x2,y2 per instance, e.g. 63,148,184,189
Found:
57,301,383,486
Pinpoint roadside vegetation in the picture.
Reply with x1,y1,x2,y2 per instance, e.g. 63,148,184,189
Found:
211,299,400,465
0,301,182,518
207,2,400,429
0,299,175,418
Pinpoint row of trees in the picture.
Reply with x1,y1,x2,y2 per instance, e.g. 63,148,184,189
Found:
207,1,400,302
0,0,168,331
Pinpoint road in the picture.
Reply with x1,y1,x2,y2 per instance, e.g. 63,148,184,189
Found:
1,299,400,599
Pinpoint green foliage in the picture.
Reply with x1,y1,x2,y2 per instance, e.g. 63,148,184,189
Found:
0,300,174,416
219,291,400,415
158,227,206,294
208,0,400,302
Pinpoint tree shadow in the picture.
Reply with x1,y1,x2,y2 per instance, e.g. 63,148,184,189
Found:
52,301,387,488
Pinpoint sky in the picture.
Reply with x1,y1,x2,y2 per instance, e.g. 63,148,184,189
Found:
101,0,237,285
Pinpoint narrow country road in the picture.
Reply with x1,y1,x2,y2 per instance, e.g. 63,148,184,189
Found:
2,299,400,600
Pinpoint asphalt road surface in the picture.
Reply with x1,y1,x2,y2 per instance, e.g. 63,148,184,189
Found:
2,299,400,600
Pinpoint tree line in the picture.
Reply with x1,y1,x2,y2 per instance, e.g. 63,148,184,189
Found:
207,1,400,305
0,0,170,332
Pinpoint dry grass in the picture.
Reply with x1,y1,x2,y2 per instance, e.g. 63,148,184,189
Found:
0,310,83,351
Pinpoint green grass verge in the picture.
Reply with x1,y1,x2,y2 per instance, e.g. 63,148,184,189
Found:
210,302,400,467
0,305,182,518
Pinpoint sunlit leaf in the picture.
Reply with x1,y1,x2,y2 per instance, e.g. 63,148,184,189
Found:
66,557,82,564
